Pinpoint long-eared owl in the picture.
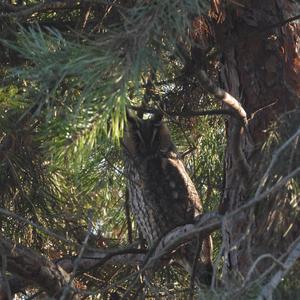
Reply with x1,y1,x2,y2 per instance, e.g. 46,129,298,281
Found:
123,111,212,285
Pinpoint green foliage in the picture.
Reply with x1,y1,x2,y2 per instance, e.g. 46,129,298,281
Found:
0,0,227,297
3,0,209,141
1,0,299,298
1,0,214,233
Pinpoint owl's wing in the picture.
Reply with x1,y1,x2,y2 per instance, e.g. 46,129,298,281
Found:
155,156,203,226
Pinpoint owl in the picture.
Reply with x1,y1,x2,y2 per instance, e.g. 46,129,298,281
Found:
122,111,212,286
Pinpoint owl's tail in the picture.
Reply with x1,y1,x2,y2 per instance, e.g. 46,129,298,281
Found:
178,235,213,287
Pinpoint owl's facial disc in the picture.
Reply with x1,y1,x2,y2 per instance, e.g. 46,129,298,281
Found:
124,110,175,158
135,119,161,155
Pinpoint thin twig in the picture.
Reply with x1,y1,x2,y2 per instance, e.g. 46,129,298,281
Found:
60,210,94,299
255,127,300,197
0,208,74,245
243,254,285,285
128,105,235,118
257,236,300,300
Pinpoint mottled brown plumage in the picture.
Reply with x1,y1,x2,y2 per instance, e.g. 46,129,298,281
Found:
123,111,212,285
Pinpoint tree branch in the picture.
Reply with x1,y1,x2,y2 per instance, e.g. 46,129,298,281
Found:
1,165,299,299
0,212,220,299
198,70,247,124
255,127,300,197
1,160,299,298
257,236,300,300
148,212,221,266
0,239,79,300
128,105,235,118
60,211,93,300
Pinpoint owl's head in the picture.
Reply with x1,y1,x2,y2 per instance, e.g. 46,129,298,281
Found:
123,110,175,158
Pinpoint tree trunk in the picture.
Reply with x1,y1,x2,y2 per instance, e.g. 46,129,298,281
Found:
213,0,300,282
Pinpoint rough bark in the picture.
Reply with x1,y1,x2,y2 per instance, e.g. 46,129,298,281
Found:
0,239,78,299
211,0,300,281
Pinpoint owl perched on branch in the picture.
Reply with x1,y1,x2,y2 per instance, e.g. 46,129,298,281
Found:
123,110,212,286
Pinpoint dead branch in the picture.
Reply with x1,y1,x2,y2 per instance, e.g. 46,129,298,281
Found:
226,166,300,218
244,254,286,285
198,70,247,123
255,126,300,197
57,246,146,276
257,236,300,300
197,69,250,180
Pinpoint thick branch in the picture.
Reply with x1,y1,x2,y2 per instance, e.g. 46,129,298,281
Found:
148,212,221,266
58,249,146,274
0,243,147,299
198,70,247,124
0,240,78,300
195,69,251,180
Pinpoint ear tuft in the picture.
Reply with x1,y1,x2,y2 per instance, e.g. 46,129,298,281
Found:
123,109,138,156
126,108,136,125
158,124,176,153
